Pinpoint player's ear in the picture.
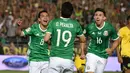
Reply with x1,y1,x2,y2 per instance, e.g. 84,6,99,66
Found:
103,16,106,21
38,18,41,22
94,15,96,19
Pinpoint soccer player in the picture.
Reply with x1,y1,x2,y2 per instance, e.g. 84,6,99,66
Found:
117,15,130,73
44,2,86,73
84,8,119,73
16,10,50,73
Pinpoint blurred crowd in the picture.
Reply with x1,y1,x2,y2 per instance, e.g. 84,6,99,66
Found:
0,0,130,55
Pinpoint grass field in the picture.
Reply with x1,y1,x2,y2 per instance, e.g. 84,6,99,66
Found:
0,71,122,73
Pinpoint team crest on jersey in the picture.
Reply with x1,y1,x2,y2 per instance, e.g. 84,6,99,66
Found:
103,31,108,36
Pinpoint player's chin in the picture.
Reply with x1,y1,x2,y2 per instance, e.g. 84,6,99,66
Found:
95,21,100,25
42,22,48,25
42,23,48,26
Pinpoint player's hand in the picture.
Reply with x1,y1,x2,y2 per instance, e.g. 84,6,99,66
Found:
17,18,23,26
80,53,86,60
106,48,113,56
117,56,123,64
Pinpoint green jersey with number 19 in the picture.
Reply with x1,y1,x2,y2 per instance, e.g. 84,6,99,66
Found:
23,23,49,61
85,21,119,59
47,17,83,60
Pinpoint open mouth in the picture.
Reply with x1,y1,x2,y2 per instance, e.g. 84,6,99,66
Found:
43,20,48,23
96,19,100,22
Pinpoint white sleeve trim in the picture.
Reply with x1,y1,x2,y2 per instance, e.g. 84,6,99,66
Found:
77,34,84,37
21,31,25,36
46,32,52,34
112,36,119,40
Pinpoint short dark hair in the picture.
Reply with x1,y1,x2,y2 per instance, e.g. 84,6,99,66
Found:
61,2,73,18
38,10,48,18
127,15,130,21
94,8,106,16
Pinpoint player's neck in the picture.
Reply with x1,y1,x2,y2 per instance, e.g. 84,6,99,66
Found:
40,24,47,30
96,22,104,28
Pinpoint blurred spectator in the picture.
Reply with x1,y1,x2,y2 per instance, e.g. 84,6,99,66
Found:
0,41,4,55
0,0,129,56
4,41,16,55
5,12,17,42
0,18,6,30
9,41,16,55
0,33,4,55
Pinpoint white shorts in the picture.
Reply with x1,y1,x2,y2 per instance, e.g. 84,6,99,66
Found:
85,53,107,73
48,57,74,73
29,61,49,73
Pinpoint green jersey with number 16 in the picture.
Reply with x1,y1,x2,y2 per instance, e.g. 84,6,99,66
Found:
23,23,49,61
84,21,119,59
46,17,83,60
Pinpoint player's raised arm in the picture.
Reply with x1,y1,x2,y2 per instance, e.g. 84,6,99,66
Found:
15,19,24,36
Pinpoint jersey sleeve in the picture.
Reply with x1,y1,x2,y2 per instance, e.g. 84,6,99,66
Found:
46,20,53,34
22,24,34,36
110,25,119,40
84,24,89,37
76,21,83,37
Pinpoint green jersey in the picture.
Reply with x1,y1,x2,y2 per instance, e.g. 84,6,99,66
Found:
23,23,49,61
85,21,119,58
47,17,83,60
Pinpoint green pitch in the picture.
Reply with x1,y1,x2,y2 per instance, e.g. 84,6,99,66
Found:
0,71,28,73
0,71,121,73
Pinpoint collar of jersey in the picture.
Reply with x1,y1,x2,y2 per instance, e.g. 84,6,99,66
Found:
95,22,105,30
60,17,70,20
39,24,46,32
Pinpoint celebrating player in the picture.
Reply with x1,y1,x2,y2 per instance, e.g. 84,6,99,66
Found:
16,10,50,73
84,8,119,73
44,2,86,73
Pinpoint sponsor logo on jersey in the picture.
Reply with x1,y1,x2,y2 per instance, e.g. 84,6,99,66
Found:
92,32,95,35
103,31,108,36
98,32,101,35
3,57,28,68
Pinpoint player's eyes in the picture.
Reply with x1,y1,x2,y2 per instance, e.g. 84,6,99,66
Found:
95,14,102,16
40,15,45,17
40,15,48,18
99,14,102,16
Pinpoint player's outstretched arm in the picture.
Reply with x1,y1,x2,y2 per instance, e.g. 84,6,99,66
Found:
116,37,123,63
106,38,120,55
15,19,24,36
79,34,86,59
